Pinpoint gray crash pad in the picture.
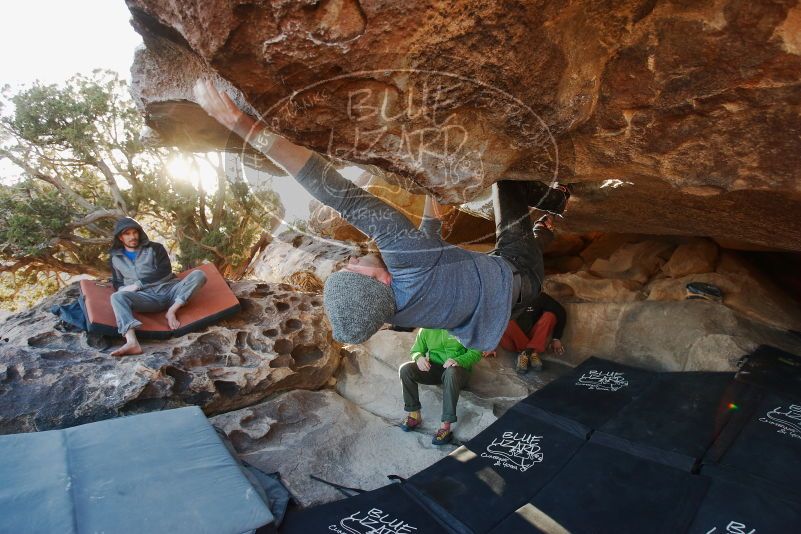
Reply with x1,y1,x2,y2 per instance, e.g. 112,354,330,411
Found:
0,407,274,534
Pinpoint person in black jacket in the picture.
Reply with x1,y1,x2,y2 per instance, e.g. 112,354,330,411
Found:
499,291,567,373
108,218,206,356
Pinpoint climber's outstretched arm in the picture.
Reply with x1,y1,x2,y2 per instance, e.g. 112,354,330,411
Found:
193,80,431,264
193,80,313,176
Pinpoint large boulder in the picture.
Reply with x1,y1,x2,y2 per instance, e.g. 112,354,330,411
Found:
211,389,451,507
127,0,801,252
544,271,646,302
554,300,801,372
0,280,340,434
661,238,720,278
647,251,801,332
246,231,357,287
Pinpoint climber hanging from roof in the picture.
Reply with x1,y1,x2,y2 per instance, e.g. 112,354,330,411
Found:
193,80,569,352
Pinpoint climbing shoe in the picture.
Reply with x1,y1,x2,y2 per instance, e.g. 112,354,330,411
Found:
528,351,544,371
525,182,571,215
534,214,555,232
516,350,530,374
432,428,453,446
400,414,421,432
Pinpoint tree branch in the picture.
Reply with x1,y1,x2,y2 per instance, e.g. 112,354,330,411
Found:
69,236,113,245
232,231,272,280
209,152,226,229
91,154,129,214
0,257,34,274
67,208,122,229
0,148,97,212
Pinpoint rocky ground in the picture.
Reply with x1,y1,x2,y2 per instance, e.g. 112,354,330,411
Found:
0,282,556,506
2,227,799,507
212,330,564,506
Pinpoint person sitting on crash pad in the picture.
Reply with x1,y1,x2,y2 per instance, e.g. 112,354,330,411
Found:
500,288,567,374
399,328,482,445
193,80,570,354
108,217,206,356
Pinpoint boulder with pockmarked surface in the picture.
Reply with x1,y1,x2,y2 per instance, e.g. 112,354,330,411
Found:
0,280,339,434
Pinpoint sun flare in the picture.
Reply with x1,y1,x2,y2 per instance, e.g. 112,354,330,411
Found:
166,154,220,193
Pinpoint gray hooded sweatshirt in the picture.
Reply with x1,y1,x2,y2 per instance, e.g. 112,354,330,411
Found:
295,155,514,352
109,218,176,291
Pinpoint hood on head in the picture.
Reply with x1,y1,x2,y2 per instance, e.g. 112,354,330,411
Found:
111,217,150,250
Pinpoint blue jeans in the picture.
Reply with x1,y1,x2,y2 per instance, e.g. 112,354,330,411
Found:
110,270,207,334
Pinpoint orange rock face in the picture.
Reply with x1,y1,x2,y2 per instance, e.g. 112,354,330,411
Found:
128,0,801,251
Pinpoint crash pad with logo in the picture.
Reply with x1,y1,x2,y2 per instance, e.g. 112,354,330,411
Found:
592,371,751,471
489,441,709,534
405,407,586,533
519,356,656,436
279,483,448,534
688,467,801,534
702,388,801,494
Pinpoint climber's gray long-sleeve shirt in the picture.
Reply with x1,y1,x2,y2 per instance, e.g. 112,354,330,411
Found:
296,154,514,351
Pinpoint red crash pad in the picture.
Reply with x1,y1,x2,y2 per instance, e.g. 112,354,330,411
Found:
79,263,240,339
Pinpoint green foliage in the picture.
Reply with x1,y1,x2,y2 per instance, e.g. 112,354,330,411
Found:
0,71,284,310
0,181,72,256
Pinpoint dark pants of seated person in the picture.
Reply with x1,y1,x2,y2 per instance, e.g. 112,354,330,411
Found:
399,361,471,423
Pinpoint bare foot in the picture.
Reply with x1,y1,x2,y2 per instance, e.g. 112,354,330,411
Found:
111,341,143,357
166,311,181,330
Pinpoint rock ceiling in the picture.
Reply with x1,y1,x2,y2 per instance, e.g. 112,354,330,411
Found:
126,0,801,251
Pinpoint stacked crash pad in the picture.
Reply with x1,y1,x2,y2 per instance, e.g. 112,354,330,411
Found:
80,263,240,339
0,407,275,534
281,347,801,533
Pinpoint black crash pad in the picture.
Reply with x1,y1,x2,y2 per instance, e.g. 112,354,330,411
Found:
594,371,750,471
735,345,801,402
689,466,801,534
279,483,446,534
489,441,709,534
519,356,656,436
703,389,801,494
406,408,585,533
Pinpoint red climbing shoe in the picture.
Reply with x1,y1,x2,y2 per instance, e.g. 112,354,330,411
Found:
400,414,422,432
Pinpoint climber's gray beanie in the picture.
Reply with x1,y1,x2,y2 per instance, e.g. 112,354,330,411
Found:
323,271,396,344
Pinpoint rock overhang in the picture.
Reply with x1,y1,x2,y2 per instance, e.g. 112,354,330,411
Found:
125,0,801,251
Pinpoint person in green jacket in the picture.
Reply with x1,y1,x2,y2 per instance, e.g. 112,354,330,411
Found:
399,328,483,445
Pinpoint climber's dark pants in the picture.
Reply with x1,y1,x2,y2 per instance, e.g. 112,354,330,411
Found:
400,361,471,423
490,181,554,320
